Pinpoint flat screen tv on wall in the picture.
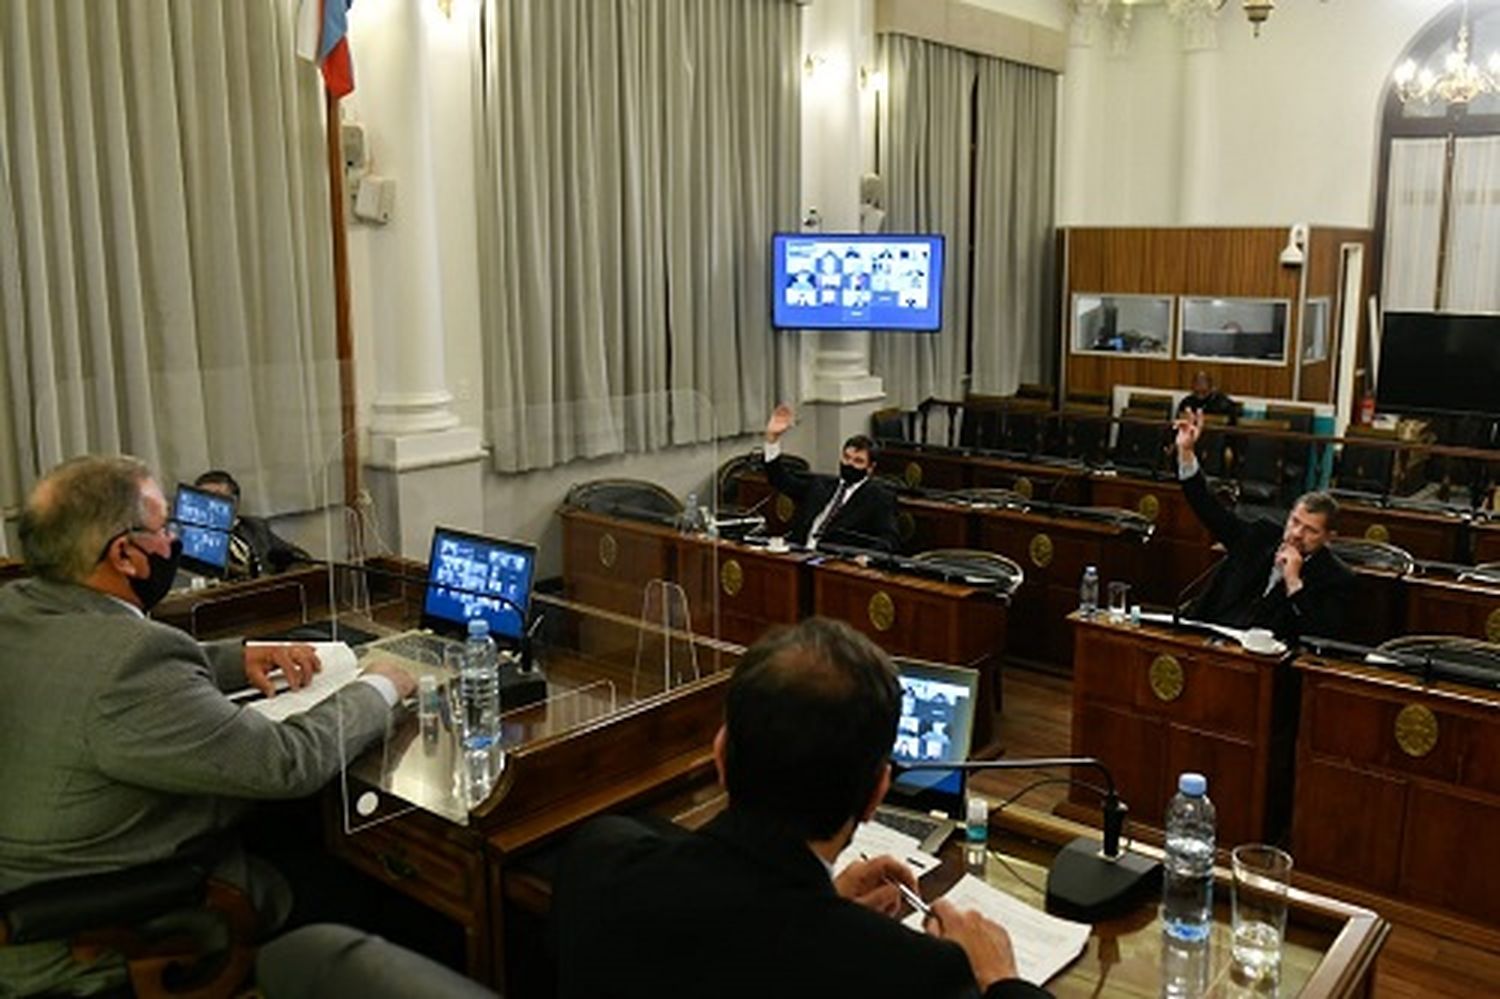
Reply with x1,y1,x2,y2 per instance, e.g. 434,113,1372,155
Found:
771,233,945,333
1377,311,1500,418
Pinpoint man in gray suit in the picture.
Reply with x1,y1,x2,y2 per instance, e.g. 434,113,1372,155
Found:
0,455,415,995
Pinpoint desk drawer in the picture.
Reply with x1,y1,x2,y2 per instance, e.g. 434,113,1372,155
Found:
335,815,484,921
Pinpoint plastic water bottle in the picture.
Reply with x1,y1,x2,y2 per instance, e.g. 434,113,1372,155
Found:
1079,565,1099,617
1162,772,1216,942
459,619,501,802
683,491,701,533
964,795,988,875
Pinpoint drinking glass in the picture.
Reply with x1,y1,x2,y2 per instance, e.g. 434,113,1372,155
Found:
1231,844,1294,980
1107,581,1131,622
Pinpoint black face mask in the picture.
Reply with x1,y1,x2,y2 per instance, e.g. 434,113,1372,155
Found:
838,462,868,486
127,537,182,611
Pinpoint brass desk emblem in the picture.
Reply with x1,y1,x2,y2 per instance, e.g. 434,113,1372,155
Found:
1364,523,1390,544
1014,476,1034,500
1394,703,1438,758
1150,654,1185,702
775,493,795,524
904,462,923,489
598,533,618,569
869,591,896,632
720,559,744,597
1138,493,1160,522
1486,607,1500,643
1029,533,1054,569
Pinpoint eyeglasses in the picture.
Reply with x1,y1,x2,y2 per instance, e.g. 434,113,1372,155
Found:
95,519,180,563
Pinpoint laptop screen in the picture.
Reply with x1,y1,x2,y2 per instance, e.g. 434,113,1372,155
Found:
890,660,979,802
174,484,237,576
422,527,536,641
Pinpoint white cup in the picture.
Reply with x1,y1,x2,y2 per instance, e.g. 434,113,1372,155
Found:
766,536,789,553
1242,628,1279,654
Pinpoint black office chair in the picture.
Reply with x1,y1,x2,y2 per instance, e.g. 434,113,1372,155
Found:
563,479,684,526
1113,408,1172,476
0,857,258,999
954,487,1029,510
1459,562,1500,586
912,549,1025,598
1335,427,1397,496
958,395,1006,450
1375,635,1500,681
1330,538,1416,576
1233,417,1291,505
1056,404,1111,466
870,407,911,444
999,400,1047,456
1267,405,1315,496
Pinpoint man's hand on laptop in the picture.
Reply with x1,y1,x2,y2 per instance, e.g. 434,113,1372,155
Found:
244,643,321,697
924,900,1020,990
834,854,918,917
362,661,418,701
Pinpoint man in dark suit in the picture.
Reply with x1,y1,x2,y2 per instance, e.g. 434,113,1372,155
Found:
1175,371,1238,422
762,403,901,552
1175,409,1352,642
552,618,1050,999
194,469,310,578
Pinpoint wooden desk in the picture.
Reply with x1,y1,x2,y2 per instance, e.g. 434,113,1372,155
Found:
326,595,741,994
1088,474,1217,605
982,808,1385,998
1334,502,1466,563
976,509,1148,668
1403,575,1500,643
812,559,1007,750
150,564,336,637
1475,522,1500,564
1292,653,1500,935
1068,615,1298,845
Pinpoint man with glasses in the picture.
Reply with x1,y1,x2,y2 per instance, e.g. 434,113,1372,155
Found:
0,455,415,996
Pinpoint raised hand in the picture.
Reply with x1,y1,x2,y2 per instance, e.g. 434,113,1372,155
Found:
766,403,796,442
1174,408,1203,457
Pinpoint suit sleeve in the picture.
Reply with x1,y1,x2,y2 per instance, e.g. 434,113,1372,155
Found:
764,452,814,502
870,484,901,553
1180,468,1246,550
984,981,1052,999
88,625,392,799
1287,562,1352,642
201,639,247,692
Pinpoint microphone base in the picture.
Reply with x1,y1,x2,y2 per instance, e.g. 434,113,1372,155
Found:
1044,836,1161,923
500,665,548,709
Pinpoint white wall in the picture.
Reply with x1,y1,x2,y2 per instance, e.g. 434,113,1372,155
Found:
1059,0,1452,226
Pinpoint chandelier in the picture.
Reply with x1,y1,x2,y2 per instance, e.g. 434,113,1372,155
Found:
1393,2,1500,107
1074,0,1298,39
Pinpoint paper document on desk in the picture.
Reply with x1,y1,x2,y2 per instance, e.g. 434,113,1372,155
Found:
903,874,1090,986
832,822,941,877
230,642,361,722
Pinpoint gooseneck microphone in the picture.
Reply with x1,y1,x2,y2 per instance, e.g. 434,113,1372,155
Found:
893,755,1160,922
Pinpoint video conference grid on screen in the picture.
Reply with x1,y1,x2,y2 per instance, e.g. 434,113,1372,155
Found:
176,488,235,531
424,534,534,641
179,526,230,571
893,675,971,763
772,235,944,332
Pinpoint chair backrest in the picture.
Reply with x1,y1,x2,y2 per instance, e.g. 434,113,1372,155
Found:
912,548,1025,596
1127,392,1174,414
870,407,909,443
1114,408,1171,473
1336,427,1396,494
564,479,684,522
1235,417,1292,483
1375,635,1500,681
1330,538,1416,575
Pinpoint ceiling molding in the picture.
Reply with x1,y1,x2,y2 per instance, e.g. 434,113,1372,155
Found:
874,0,1068,73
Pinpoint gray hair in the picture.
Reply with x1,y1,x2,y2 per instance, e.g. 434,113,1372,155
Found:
1295,490,1339,526
18,455,154,582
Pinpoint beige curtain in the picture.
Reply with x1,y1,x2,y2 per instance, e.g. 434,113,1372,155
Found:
871,35,1058,408
0,0,338,515
971,57,1057,396
870,35,977,411
1382,138,1446,313
475,0,801,472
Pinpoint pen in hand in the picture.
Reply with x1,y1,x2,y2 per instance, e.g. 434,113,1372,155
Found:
888,877,930,918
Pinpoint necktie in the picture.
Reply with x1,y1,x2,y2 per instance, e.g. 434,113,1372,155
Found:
812,484,849,542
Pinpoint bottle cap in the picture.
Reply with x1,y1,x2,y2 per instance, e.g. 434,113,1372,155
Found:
966,795,988,827
468,618,490,637
1178,772,1207,797
419,675,437,691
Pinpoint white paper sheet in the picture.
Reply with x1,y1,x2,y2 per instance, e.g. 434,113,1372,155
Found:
903,873,1091,986
231,642,362,722
832,821,942,878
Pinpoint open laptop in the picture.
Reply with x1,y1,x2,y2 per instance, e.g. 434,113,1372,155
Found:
361,526,538,675
173,483,237,579
872,659,980,853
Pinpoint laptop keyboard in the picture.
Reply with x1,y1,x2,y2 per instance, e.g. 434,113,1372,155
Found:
369,633,454,668
873,806,947,845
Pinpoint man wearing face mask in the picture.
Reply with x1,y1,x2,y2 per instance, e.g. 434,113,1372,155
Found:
0,455,415,997
763,403,901,553
1174,411,1353,643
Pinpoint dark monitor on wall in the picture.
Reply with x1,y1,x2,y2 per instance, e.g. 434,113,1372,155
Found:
173,483,237,577
1378,311,1500,418
771,233,945,332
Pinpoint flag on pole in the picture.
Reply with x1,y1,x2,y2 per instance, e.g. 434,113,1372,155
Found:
296,0,356,98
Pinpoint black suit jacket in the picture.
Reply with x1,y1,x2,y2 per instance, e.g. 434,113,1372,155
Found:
552,810,1051,999
765,455,901,552
1180,469,1353,643
229,515,309,578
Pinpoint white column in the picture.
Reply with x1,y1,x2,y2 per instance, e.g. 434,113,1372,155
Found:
345,0,482,555
800,0,882,405
1173,7,1223,224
